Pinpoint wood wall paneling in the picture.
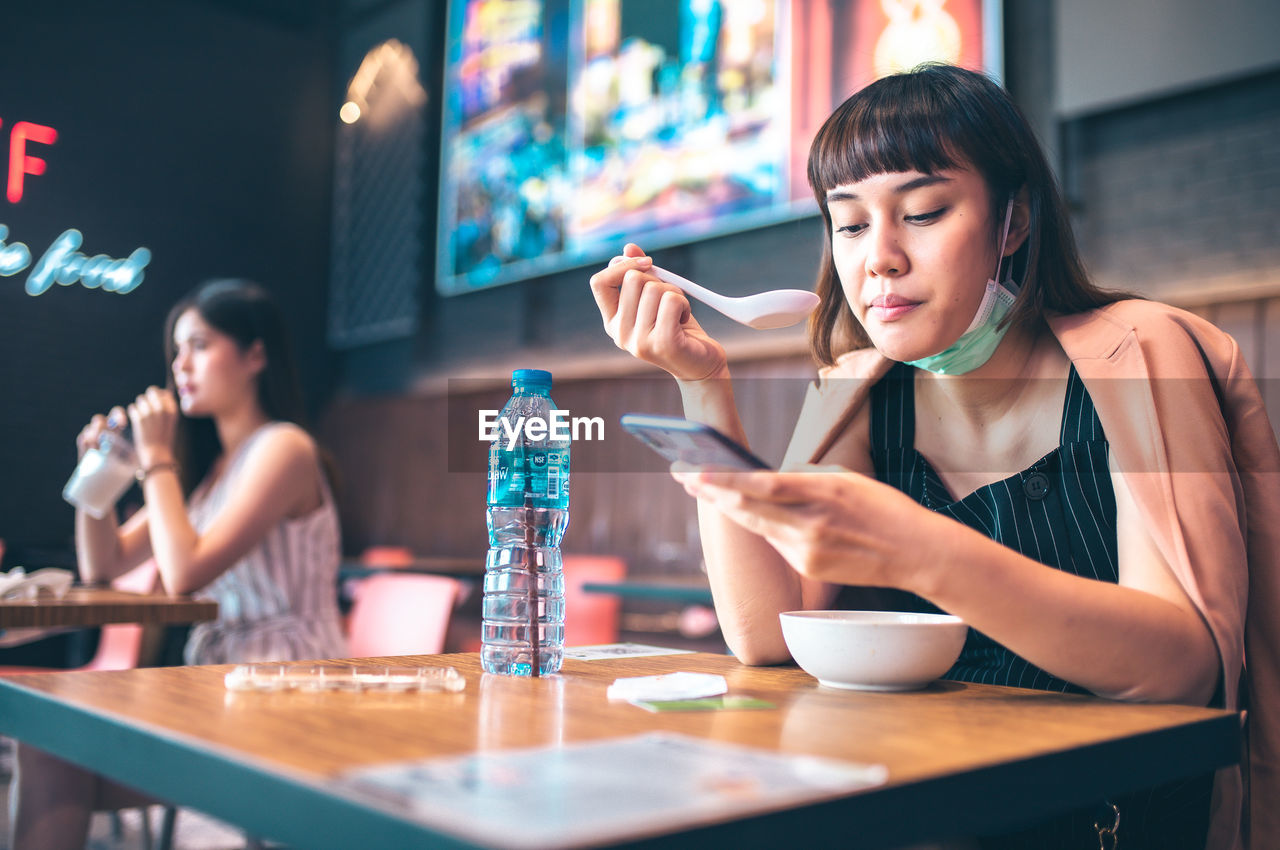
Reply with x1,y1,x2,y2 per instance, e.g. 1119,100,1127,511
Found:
321,355,815,580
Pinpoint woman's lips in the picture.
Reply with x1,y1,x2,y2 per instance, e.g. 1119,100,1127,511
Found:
867,293,921,322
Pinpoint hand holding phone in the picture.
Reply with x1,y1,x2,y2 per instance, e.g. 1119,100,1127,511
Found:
620,413,771,470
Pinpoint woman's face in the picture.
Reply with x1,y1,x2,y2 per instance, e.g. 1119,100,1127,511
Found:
826,167,1004,363
171,309,263,417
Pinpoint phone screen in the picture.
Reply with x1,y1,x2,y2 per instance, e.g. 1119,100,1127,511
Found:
620,414,771,470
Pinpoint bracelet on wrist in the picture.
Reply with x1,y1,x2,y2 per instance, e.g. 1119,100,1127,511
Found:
136,461,180,482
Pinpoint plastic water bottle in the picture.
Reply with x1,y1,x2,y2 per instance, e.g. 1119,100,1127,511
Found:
483,369,569,676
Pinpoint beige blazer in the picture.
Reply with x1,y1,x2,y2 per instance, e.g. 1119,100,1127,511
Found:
786,300,1279,850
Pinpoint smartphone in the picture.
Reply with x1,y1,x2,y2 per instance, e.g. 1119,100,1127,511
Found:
619,413,771,470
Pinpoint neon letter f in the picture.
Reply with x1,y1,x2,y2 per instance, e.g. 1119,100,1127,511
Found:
8,122,58,203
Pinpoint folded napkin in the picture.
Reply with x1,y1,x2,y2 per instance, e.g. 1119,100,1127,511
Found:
0,567,75,601
606,672,728,702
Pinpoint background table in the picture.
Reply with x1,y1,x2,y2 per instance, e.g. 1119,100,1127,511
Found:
0,587,218,629
0,651,1239,849
582,576,714,605
337,556,485,580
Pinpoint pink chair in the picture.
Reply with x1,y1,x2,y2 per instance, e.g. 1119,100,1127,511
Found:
85,560,160,671
346,573,460,657
359,545,415,567
562,555,626,647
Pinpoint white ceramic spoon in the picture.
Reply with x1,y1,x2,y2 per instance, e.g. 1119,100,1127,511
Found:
649,265,820,330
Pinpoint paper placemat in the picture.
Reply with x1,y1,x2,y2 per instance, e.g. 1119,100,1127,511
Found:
337,732,887,849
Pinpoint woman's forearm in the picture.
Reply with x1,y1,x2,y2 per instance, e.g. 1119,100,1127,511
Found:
678,372,818,664
695,499,803,664
141,467,201,594
74,510,122,584
910,519,1221,705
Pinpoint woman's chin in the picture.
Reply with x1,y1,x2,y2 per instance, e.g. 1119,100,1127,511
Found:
866,326,957,364
870,337,938,364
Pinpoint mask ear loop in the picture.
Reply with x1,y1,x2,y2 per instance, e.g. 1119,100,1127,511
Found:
962,197,1018,335
993,196,1015,289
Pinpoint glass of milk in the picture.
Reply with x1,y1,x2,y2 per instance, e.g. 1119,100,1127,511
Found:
63,430,139,519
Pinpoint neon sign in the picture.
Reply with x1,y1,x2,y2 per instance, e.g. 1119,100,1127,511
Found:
1,119,57,204
0,115,151,295
0,225,150,295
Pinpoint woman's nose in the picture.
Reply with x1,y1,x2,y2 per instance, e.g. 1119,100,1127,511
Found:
866,227,908,279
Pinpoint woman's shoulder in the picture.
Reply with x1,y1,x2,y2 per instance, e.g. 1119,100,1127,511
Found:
1088,298,1226,335
817,347,893,385
234,422,332,516
783,349,886,468
1052,299,1240,374
242,422,320,469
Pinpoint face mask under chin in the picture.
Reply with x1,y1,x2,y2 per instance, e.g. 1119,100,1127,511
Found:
905,198,1018,376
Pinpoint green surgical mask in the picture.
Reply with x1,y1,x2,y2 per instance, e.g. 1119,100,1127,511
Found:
907,199,1018,375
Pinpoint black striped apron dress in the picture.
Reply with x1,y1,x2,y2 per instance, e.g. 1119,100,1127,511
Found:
847,360,1213,849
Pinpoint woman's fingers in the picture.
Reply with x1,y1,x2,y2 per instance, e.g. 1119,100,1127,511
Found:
606,243,648,268
671,470,803,532
589,252,652,331
632,275,684,336
672,468,823,505
654,288,692,330
78,414,108,453
127,387,178,466
672,467,857,538
672,467,870,580
128,386,175,428
144,385,176,414
592,244,728,381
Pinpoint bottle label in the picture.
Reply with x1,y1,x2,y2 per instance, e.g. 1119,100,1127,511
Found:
488,446,570,508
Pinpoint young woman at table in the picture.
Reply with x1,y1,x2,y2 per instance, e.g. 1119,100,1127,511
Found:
589,64,1279,850
11,279,346,850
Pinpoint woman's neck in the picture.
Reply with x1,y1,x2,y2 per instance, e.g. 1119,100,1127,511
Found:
213,401,271,462
914,320,1065,429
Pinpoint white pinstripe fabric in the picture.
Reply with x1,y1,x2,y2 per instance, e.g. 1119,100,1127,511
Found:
182,422,347,665
860,362,1118,695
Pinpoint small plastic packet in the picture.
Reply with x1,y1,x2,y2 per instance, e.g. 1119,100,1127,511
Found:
224,663,465,694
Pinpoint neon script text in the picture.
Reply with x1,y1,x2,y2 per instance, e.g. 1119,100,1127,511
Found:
0,225,151,296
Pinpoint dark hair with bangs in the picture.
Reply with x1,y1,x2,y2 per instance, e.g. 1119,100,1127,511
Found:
806,63,1128,365
163,279,308,495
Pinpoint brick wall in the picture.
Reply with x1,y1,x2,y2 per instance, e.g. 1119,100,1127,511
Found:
1070,69,1280,301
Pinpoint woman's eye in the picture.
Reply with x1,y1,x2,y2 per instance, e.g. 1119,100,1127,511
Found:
834,223,866,237
905,207,946,223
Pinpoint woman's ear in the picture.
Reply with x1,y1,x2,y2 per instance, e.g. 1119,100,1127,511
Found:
246,339,267,376
1004,185,1032,257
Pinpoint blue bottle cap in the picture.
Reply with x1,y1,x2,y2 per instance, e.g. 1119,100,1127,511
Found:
511,369,552,389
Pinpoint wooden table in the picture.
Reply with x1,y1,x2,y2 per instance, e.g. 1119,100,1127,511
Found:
0,586,218,629
0,652,1238,849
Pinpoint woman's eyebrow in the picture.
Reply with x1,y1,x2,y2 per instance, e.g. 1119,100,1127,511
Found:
826,174,953,203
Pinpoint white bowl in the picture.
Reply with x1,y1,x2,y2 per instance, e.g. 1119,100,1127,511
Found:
780,610,967,691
